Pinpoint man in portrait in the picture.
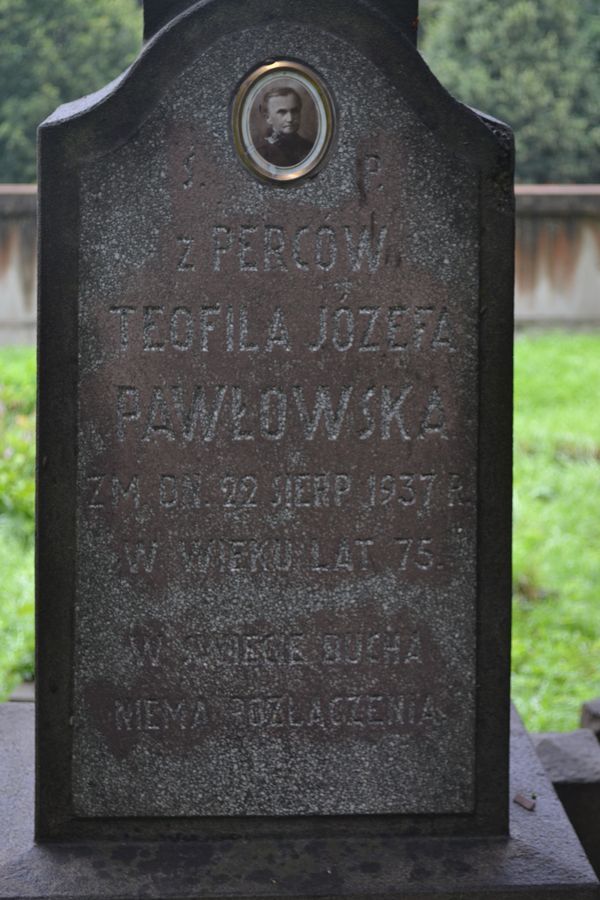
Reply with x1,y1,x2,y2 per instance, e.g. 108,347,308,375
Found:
256,86,313,167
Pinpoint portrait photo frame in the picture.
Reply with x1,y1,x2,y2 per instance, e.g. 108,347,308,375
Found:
232,60,336,183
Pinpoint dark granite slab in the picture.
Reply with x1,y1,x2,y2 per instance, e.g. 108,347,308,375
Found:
37,0,513,839
1,704,598,898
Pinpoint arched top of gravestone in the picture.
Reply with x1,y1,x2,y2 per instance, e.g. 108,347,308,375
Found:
41,0,511,179
144,0,420,44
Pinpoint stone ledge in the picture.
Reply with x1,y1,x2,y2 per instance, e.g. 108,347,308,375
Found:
532,730,600,784
8,684,34,704
532,729,600,879
1,703,598,899
581,698,600,737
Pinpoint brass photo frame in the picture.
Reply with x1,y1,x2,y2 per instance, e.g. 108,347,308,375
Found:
232,60,335,183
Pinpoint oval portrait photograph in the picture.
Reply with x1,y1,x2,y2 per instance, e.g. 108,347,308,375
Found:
233,61,335,183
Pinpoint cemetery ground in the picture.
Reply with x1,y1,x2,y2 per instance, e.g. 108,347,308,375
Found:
0,332,598,734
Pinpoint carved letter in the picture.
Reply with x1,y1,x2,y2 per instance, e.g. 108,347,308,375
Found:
231,387,254,441
293,386,352,441
172,385,227,442
142,388,175,442
110,306,135,351
116,386,140,441
265,307,290,353
344,220,388,272
212,226,232,271
315,226,337,272
170,307,194,351
124,542,158,575
260,389,287,441
264,226,288,272
112,475,140,509
292,227,310,271
419,388,448,440
198,305,221,352
177,237,195,271
381,386,412,440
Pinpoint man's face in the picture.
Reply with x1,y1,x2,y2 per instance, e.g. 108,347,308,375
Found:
266,93,301,136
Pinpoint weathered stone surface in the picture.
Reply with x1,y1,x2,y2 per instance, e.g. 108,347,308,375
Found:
74,30,479,821
8,682,34,703
143,0,421,43
533,729,600,877
533,730,600,784
37,0,514,839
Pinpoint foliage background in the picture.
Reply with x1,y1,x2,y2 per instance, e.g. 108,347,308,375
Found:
0,0,599,182
421,0,599,183
0,0,142,183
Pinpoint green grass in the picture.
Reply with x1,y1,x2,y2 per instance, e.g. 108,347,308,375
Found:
512,332,600,731
0,335,598,731
0,347,36,696
0,522,34,695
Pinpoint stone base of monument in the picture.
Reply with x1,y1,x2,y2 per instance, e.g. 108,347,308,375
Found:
581,698,600,738
0,704,597,899
532,729,600,878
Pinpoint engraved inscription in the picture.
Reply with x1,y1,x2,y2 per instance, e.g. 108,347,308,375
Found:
308,305,456,353
228,693,445,731
207,220,390,274
115,698,209,731
114,383,449,444
108,303,456,356
110,693,444,735
74,67,481,819
116,535,445,578
84,471,473,514
176,628,424,669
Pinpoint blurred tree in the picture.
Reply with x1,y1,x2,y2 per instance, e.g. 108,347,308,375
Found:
0,0,142,183
421,0,600,182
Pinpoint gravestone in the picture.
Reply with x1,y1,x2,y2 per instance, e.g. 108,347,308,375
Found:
5,0,594,896
38,0,512,837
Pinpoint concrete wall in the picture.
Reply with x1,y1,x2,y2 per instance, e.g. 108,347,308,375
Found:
0,186,36,345
0,185,598,344
515,186,600,325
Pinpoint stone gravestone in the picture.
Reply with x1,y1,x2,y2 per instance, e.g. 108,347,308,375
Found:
5,0,592,896
39,0,510,834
